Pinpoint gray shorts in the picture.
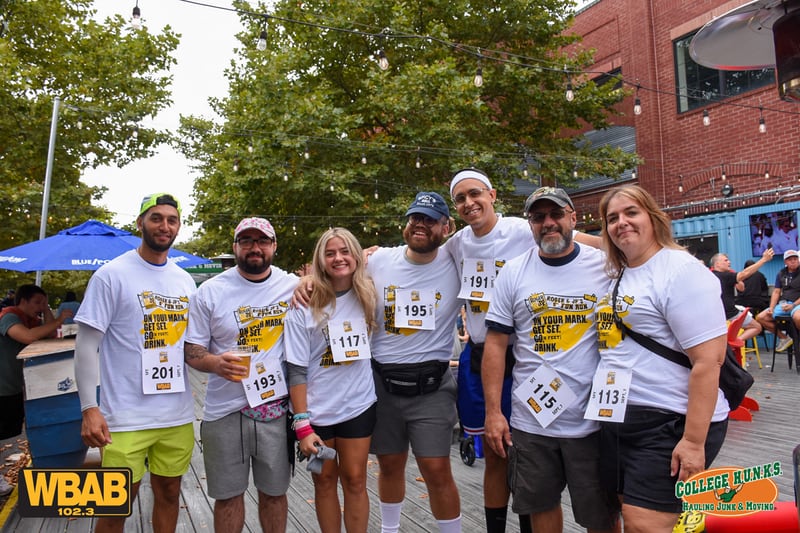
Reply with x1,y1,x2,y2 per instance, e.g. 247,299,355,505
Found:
200,411,290,500
509,429,618,530
369,366,458,457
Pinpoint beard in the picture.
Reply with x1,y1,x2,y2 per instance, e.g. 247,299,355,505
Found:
534,226,572,256
236,251,271,275
141,225,177,253
403,225,443,254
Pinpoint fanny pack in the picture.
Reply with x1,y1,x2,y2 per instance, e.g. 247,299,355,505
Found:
468,339,515,378
372,360,449,396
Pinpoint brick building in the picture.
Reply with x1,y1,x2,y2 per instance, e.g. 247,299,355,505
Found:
565,0,799,225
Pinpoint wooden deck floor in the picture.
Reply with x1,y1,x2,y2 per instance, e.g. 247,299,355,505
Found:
2,352,800,532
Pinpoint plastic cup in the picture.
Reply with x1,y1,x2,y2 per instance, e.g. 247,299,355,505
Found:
229,349,251,381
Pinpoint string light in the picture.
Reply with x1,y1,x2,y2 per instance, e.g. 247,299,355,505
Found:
758,106,766,133
721,164,726,181
303,144,310,159
361,153,367,165
256,17,268,51
247,144,254,153
523,164,529,178
233,159,239,172
131,125,138,139
131,1,142,30
374,180,379,200
678,175,684,193
572,166,578,179
631,168,637,180
474,50,484,88
702,109,710,126
764,163,770,179
633,85,641,115
415,149,421,169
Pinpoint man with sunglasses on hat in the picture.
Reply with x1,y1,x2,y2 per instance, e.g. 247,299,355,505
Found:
445,169,601,533
75,193,196,533
184,217,297,533
482,187,618,533
368,192,463,533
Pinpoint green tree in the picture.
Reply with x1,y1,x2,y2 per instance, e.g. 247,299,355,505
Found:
0,0,179,298
178,0,638,270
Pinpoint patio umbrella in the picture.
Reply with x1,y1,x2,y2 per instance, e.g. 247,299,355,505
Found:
0,219,211,272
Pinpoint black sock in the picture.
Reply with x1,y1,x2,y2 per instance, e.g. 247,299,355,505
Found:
485,506,507,533
518,513,532,533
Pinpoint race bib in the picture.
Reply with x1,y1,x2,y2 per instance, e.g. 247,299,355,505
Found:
457,258,495,302
394,289,436,330
329,319,371,362
513,364,576,428
141,346,185,394
242,356,288,408
584,367,631,423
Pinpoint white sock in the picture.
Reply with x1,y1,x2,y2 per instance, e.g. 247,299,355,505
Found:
380,501,403,533
437,515,462,533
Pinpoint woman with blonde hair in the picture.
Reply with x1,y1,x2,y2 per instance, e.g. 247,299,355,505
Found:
595,185,728,533
285,227,378,533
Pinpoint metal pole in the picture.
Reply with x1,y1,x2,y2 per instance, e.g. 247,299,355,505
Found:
36,96,60,286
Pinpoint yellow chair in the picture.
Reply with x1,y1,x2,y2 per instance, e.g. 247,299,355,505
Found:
741,328,763,369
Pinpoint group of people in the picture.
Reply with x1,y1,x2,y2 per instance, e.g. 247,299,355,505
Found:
1,175,740,533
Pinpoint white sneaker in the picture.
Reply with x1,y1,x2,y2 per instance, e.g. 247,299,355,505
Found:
0,476,13,497
776,336,794,352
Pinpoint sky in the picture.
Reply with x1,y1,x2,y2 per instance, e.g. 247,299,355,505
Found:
83,0,242,242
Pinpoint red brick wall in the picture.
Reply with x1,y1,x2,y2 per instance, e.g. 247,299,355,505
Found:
567,0,800,229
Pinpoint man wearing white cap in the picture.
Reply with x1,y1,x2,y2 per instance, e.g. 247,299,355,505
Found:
185,217,298,533
757,249,800,354
444,169,600,533
75,192,196,532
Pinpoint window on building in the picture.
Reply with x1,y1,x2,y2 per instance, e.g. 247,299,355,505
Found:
673,32,774,113
594,68,623,91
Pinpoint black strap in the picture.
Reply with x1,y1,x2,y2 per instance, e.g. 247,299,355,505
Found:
611,268,692,370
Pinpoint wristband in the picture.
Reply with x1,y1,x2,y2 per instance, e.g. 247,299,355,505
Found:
295,423,314,440
292,412,310,421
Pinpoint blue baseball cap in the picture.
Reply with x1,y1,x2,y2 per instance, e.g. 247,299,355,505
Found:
405,192,450,220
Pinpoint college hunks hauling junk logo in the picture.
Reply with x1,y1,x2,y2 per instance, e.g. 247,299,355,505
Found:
675,463,779,521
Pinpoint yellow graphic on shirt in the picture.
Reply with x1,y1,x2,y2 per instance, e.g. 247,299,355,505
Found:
469,300,490,314
233,302,289,352
525,292,596,354
596,293,634,350
139,292,190,350
383,285,442,336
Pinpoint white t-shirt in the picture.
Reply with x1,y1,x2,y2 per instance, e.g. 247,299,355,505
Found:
75,250,196,432
284,290,376,426
444,215,534,344
368,245,461,364
596,247,729,421
185,266,297,422
486,244,609,438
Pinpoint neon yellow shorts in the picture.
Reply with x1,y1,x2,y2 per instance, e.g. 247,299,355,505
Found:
101,423,194,483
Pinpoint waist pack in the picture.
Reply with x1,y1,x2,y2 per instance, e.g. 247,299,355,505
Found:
468,340,515,379
372,360,449,396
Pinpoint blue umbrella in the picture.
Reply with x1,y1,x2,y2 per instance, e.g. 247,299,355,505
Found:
0,219,211,272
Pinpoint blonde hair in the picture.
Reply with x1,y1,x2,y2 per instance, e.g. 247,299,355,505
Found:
308,228,378,332
598,185,683,276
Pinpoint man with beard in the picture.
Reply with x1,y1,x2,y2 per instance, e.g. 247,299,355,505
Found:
367,192,463,533
482,187,619,533
75,193,197,533
185,217,296,533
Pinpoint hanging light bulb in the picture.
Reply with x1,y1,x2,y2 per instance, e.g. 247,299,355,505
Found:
764,164,770,179
378,49,389,71
702,109,710,126
131,125,138,139
247,144,254,153
257,29,267,51
758,116,766,133
523,164,529,178
633,97,641,115
678,175,684,193
131,1,142,30
292,223,297,235
283,171,288,182
415,154,421,169
572,167,578,179
474,66,483,88
330,182,334,192
361,153,367,165
76,117,83,130
631,168,637,180
233,159,240,172
721,164,726,181
304,144,310,159
565,81,574,102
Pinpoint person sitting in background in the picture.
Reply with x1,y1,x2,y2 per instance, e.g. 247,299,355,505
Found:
56,291,81,325
0,284,73,495
709,250,773,344
756,250,800,353
735,260,770,314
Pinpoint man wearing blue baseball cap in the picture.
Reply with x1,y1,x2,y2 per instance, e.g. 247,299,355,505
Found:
368,191,463,533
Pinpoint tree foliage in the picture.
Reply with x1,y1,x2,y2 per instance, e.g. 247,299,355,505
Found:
0,0,179,299
178,0,639,270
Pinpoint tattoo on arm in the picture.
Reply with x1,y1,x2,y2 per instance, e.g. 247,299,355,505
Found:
185,342,211,361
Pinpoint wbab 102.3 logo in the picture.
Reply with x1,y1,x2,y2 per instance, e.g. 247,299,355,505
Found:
16,468,132,518
675,462,780,516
